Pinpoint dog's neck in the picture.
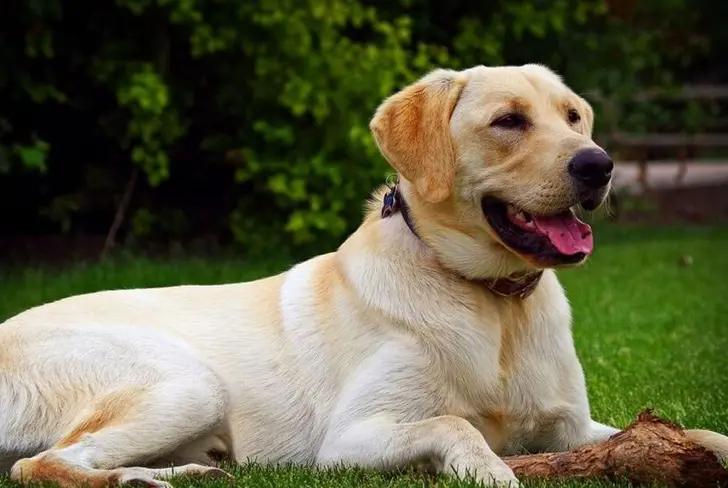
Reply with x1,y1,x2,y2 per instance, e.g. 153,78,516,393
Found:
380,182,542,299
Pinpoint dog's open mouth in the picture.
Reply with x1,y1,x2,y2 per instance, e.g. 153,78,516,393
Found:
481,197,593,265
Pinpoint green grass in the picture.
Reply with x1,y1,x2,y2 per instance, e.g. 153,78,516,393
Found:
1,223,727,487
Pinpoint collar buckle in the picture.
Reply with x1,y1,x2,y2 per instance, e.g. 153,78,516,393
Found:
381,183,400,218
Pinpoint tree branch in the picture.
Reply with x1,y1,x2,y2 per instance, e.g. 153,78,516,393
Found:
502,410,728,486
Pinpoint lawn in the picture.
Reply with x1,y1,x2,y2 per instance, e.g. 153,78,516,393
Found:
1,223,727,487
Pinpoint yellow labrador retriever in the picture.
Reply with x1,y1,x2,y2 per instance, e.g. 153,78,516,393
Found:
2,65,727,488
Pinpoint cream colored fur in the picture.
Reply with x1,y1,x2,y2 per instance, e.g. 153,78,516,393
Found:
2,65,727,488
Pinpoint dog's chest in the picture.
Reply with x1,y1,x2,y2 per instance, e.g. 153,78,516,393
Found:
445,287,588,454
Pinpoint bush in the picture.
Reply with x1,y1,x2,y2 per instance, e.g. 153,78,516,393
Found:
0,0,721,256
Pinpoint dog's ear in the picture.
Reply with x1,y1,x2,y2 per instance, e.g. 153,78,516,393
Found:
370,69,466,203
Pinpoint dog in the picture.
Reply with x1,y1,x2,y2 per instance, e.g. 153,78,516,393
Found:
2,64,727,488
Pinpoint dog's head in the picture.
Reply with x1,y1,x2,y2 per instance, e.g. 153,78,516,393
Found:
370,65,612,278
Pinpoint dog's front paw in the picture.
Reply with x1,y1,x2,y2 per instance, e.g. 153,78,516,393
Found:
447,455,519,487
476,463,520,488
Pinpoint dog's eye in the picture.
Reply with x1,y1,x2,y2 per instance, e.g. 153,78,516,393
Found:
567,109,581,124
491,113,529,130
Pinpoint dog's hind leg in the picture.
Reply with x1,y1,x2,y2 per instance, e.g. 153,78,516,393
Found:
10,378,230,488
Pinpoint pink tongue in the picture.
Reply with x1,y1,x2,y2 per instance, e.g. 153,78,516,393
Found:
532,212,593,255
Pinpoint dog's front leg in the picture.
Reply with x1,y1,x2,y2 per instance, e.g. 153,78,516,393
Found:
317,415,519,487
584,419,621,444
685,429,728,463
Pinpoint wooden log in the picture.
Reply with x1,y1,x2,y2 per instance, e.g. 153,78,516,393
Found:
502,410,728,487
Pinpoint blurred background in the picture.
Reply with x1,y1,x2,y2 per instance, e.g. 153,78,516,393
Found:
1,0,727,261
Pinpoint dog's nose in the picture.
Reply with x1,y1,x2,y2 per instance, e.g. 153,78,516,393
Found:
568,148,613,189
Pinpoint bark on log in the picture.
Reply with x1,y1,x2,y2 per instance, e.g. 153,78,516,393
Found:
503,410,728,487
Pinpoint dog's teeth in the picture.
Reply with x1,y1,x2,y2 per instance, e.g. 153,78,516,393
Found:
507,206,535,227
513,210,527,222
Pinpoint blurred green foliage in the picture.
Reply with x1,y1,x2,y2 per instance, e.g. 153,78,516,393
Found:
0,0,724,256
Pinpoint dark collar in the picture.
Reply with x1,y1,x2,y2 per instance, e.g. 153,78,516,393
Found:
381,182,542,299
